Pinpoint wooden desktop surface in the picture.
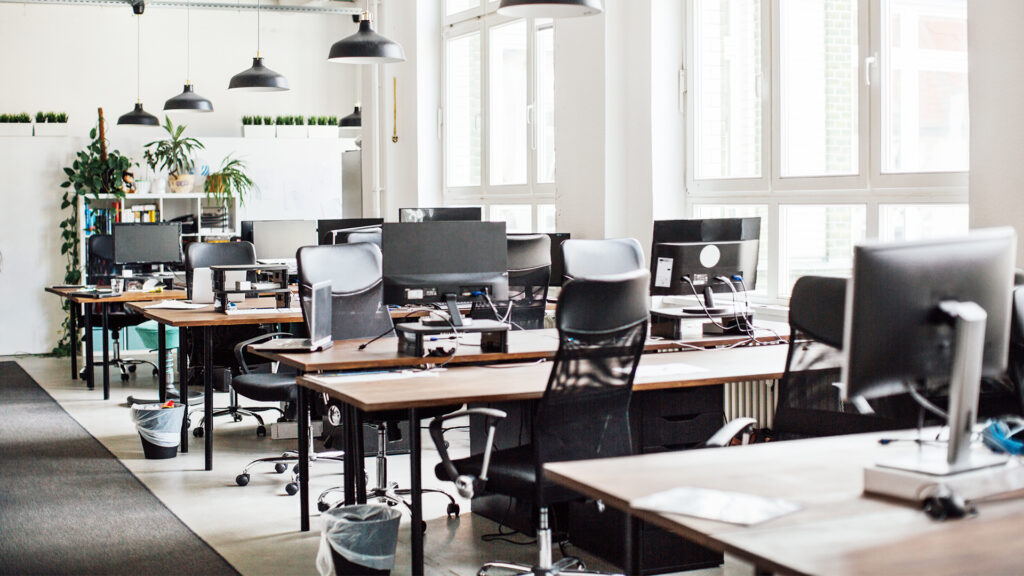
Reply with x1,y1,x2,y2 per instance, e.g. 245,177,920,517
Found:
544,431,1024,576
297,343,787,412
258,321,788,373
46,286,188,304
126,302,304,327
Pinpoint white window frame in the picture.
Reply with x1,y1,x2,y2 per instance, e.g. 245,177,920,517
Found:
685,0,969,304
442,1,556,232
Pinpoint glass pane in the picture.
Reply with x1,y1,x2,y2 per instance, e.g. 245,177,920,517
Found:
879,204,968,242
693,0,762,180
779,205,866,296
881,0,968,173
490,205,532,233
537,204,556,233
536,24,556,184
490,20,528,186
691,205,769,294
780,0,858,177
447,0,478,16
446,32,482,188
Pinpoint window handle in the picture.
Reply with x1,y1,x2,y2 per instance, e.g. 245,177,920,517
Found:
864,53,878,86
527,104,536,151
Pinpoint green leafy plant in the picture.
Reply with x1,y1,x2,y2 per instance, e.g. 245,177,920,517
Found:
143,116,204,176
307,115,317,126
329,116,339,126
1,113,31,123
204,154,254,207
54,113,134,355
263,116,273,125
45,112,58,123
56,112,68,123
242,115,253,126
36,111,45,123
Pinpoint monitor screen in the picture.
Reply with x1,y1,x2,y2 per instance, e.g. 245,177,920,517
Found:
382,222,508,307
398,207,482,223
250,220,317,260
317,218,384,245
112,222,183,265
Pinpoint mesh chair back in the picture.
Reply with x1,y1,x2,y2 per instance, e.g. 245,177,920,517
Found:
773,275,899,439
1005,286,1024,414
472,234,551,329
296,243,394,341
86,234,117,285
533,270,649,504
185,241,257,298
561,238,644,280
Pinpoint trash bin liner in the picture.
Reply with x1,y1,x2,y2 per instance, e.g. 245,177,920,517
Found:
316,504,402,576
131,403,184,459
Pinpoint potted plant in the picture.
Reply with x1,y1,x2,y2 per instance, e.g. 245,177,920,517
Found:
0,112,33,136
205,154,253,207
34,111,69,137
144,116,204,194
276,114,307,138
308,114,338,138
242,115,275,139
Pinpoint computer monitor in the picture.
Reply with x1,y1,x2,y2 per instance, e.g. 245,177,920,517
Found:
650,218,761,313
510,232,570,286
112,222,183,266
382,222,509,327
317,218,384,245
249,220,317,261
843,228,1016,475
398,207,482,223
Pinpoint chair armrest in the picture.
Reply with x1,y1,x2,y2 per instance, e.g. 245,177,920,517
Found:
701,417,757,448
233,332,293,374
428,408,507,498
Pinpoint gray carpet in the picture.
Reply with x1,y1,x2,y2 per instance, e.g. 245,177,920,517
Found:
0,361,240,576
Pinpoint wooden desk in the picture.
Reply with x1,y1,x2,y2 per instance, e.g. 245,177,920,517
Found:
127,302,304,471
544,431,1024,576
256,321,789,373
45,286,187,399
297,343,788,576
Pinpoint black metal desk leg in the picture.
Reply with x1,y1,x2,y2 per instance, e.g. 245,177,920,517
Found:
158,324,167,404
83,303,94,390
204,327,213,471
409,407,424,576
180,327,189,453
70,301,78,380
101,304,110,400
343,404,357,506
298,386,311,532
354,408,366,504
624,516,641,576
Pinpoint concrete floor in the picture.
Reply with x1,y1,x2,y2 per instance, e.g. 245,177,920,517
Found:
8,354,744,576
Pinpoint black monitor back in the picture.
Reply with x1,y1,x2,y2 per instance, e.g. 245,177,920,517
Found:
653,217,760,245
317,218,385,245
382,222,508,305
113,222,183,265
398,207,482,223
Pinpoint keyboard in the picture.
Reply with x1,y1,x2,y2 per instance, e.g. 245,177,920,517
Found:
224,307,301,315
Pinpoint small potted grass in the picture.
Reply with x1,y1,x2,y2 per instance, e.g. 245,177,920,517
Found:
308,115,338,138
275,114,307,138
241,115,275,139
34,111,69,137
0,112,34,136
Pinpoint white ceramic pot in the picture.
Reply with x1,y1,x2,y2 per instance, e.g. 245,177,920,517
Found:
33,123,69,137
307,125,339,139
243,125,276,138
276,125,308,139
151,178,167,195
168,174,195,194
135,180,152,194
0,123,33,137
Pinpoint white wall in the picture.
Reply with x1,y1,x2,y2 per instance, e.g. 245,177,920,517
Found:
968,0,1024,267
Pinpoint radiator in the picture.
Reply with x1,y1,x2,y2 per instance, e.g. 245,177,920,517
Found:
723,379,779,429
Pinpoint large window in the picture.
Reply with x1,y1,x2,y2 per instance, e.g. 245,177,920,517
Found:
444,2,555,232
686,0,968,301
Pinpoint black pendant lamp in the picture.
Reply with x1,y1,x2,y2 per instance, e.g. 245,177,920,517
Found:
164,0,213,112
339,106,361,127
328,11,405,64
229,0,289,91
118,4,159,126
497,0,603,18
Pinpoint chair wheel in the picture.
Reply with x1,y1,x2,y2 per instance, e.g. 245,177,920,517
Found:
152,369,160,377
447,503,460,518
128,365,137,373
317,501,330,512
285,483,299,496
193,427,204,438
79,368,88,379
235,474,250,486
120,373,130,382
232,414,242,422
256,425,267,437
274,463,288,474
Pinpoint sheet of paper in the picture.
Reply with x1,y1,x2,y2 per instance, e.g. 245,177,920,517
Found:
318,371,440,385
618,362,709,382
655,257,674,288
631,486,802,526
144,300,209,310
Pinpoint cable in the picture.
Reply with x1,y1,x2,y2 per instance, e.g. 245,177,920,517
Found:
357,310,421,351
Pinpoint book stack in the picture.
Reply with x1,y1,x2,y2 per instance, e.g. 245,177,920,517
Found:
122,204,160,223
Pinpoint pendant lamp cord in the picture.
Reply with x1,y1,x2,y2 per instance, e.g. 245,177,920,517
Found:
257,0,261,57
136,14,142,103
186,0,191,84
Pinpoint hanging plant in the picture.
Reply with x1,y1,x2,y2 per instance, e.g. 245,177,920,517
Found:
204,154,254,207
52,108,134,356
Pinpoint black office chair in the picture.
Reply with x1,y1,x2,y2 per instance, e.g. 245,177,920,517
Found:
561,237,645,280
430,270,651,576
472,234,551,330
342,228,382,247
185,241,280,438
82,234,159,382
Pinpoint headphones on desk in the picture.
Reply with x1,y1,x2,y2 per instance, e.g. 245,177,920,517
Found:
920,484,976,521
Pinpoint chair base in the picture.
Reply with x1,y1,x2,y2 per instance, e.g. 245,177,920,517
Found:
190,404,283,438
236,449,346,495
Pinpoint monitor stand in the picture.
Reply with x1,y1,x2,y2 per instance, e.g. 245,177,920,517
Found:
864,301,1018,502
420,294,471,328
680,285,728,315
